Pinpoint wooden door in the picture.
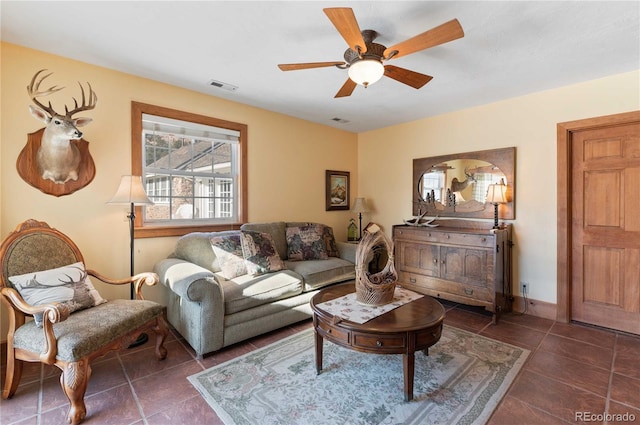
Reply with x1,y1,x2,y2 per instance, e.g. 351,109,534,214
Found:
571,121,640,334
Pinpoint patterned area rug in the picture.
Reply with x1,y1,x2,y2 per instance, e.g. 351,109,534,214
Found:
189,326,529,425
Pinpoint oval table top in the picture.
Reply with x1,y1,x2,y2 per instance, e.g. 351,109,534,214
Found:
310,282,446,333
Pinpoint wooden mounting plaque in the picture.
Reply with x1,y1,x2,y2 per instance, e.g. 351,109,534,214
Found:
16,128,96,197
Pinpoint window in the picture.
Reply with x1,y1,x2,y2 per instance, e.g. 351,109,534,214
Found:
420,171,445,202
131,102,247,237
471,173,504,202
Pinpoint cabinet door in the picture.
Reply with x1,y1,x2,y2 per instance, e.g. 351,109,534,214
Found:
398,241,440,277
441,246,489,286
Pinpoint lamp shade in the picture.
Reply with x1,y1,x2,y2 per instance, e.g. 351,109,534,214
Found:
352,197,370,213
348,60,384,87
485,184,508,204
108,175,153,205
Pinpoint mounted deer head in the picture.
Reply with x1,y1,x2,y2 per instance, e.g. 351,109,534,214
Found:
27,69,97,184
450,167,477,193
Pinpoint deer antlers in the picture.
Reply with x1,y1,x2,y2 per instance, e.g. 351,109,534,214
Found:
27,69,97,117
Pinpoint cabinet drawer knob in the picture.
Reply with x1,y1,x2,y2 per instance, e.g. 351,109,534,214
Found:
376,340,383,347
481,238,486,242
464,288,474,295
433,259,438,264
446,234,450,239
409,277,416,283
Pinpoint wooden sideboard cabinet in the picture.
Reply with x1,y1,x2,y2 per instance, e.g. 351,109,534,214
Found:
393,220,512,324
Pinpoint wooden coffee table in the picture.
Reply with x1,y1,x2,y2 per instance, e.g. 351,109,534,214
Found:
310,282,445,401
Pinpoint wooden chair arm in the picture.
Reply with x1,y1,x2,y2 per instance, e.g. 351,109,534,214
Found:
87,270,159,300
1,287,69,319
0,287,70,364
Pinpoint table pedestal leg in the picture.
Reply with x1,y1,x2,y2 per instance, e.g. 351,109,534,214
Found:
403,352,415,401
314,330,323,375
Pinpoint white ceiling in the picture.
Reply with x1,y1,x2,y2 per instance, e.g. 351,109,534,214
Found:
2,1,639,133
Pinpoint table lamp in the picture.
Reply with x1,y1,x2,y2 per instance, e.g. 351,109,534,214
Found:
485,183,508,229
352,197,369,240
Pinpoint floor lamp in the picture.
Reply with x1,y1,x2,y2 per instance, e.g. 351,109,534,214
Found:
108,175,154,348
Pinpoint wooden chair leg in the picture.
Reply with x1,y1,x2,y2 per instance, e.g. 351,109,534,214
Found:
153,317,169,360
60,359,91,425
2,350,23,399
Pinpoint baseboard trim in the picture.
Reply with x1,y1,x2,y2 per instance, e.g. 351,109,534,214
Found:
511,296,557,321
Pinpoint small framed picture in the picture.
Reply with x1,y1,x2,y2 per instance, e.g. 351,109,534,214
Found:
325,170,350,211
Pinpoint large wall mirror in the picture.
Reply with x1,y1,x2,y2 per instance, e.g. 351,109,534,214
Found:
413,147,516,220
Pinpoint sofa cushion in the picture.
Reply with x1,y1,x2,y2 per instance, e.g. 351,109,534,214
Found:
218,270,303,314
286,222,339,257
286,225,329,261
285,257,356,291
210,233,247,279
240,230,286,276
9,262,107,327
240,222,288,259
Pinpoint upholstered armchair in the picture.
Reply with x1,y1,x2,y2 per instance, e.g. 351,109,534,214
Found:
0,219,169,425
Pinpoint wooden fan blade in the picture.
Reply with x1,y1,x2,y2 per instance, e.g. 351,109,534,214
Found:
383,19,464,59
323,7,367,54
278,62,345,71
335,78,357,98
384,65,433,89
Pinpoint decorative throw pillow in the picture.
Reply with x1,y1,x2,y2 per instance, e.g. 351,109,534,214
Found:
286,225,329,261
210,234,247,279
240,230,286,276
9,262,107,327
320,225,339,257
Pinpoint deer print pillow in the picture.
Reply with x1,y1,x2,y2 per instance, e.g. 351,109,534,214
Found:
9,262,107,327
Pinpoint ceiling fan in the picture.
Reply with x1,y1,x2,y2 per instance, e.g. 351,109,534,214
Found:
278,7,464,98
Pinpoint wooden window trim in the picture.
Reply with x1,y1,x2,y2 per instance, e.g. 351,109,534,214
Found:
131,101,248,238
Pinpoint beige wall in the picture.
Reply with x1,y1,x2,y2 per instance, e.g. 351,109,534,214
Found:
358,70,640,305
0,43,358,339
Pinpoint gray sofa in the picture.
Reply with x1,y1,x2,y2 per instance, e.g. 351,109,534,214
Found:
154,221,356,358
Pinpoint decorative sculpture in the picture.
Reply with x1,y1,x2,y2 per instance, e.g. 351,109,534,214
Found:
17,69,97,196
402,211,439,227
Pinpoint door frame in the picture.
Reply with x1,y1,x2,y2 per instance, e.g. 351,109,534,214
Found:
557,110,640,322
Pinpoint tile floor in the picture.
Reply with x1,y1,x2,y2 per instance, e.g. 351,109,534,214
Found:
1,301,639,424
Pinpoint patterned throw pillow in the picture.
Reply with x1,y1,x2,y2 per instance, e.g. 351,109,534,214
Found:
240,230,286,276
320,225,339,257
9,262,107,327
210,234,247,279
286,225,329,261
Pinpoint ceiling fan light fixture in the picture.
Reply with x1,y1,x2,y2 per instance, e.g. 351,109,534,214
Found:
348,59,384,88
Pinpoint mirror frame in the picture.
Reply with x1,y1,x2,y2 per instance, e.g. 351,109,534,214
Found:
412,147,516,220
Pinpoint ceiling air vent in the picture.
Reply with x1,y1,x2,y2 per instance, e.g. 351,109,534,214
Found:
208,79,238,92
331,117,350,124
